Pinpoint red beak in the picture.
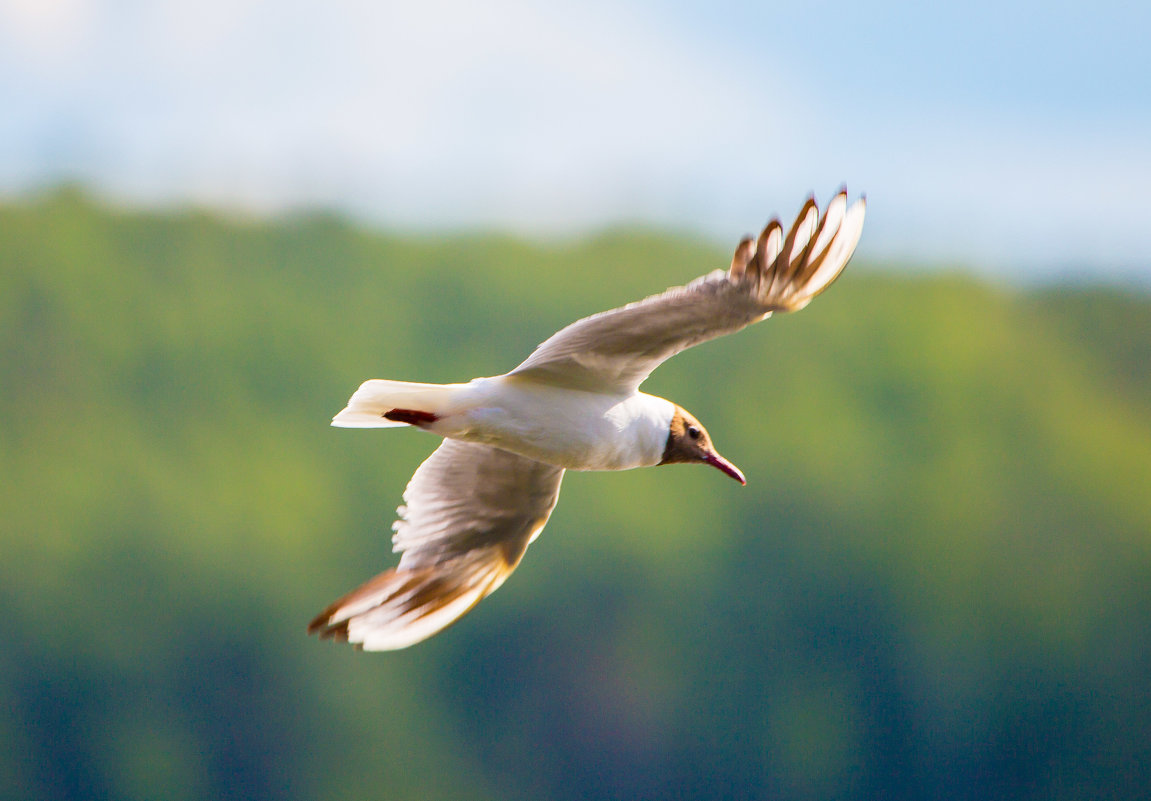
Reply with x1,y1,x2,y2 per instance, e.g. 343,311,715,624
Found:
705,452,746,485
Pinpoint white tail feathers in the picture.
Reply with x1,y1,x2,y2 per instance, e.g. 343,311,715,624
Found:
331,379,462,428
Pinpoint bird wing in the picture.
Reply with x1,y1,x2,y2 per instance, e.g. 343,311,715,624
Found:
308,439,565,651
509,191,865,393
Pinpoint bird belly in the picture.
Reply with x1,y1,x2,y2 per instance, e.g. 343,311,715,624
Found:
435,377,672,471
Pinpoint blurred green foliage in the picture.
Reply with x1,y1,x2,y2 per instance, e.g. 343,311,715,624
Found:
2,188,1149,800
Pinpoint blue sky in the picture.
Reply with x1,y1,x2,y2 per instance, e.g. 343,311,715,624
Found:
2,0,1149,280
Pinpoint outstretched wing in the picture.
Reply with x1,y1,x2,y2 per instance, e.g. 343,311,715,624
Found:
308,439,565,651
509,190,865,393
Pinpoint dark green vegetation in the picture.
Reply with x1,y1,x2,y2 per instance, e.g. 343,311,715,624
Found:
3,189,1149,800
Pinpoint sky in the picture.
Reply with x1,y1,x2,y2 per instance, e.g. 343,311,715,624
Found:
2,0,1149,281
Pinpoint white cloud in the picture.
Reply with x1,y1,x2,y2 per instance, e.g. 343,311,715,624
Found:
1,1,786,210
0,0,1148,278
0,0,94,62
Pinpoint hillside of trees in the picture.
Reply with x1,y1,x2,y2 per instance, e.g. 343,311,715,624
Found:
2,189,1149,800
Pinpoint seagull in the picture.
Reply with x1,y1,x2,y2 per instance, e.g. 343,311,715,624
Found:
309,190,866,650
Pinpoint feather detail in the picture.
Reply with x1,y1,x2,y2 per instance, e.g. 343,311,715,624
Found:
307,544,523,651
743,189,866,313
508,190,865,392
309,440,564,650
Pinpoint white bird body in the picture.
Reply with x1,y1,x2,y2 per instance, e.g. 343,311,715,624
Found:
310,190,866,651
338,375,676,471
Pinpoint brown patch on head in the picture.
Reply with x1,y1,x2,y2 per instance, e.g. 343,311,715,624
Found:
659,405,746,484
659,406,714,465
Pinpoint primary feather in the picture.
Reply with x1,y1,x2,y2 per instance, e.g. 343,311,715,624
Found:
509,190,865,392
308,440,564,650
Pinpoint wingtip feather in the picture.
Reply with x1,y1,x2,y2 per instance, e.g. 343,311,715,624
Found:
729,235,755,279
739,188,865,312
308,548,518,651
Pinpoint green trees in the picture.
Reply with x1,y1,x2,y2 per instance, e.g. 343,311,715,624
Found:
3,190,1148,800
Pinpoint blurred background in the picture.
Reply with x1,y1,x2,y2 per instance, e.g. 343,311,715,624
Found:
2,1,1149,800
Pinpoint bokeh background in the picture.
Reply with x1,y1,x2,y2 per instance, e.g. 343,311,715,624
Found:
2,2,1149,800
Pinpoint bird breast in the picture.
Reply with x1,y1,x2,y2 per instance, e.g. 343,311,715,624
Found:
441,376,675,472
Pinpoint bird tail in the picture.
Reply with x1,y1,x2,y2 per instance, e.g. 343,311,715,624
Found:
331,379,465,428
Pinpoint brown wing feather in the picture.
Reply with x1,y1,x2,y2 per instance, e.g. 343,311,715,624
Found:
509,190,865,393
309,440,565,651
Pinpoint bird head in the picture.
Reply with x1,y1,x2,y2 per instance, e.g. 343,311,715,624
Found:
659,406,746,485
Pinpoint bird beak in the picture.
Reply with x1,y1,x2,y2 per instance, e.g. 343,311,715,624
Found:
705,452,746,485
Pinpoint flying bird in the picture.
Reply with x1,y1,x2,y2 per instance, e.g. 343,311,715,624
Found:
309,190,866,650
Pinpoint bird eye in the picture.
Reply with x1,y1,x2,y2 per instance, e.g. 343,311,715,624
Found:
687,425,701,440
